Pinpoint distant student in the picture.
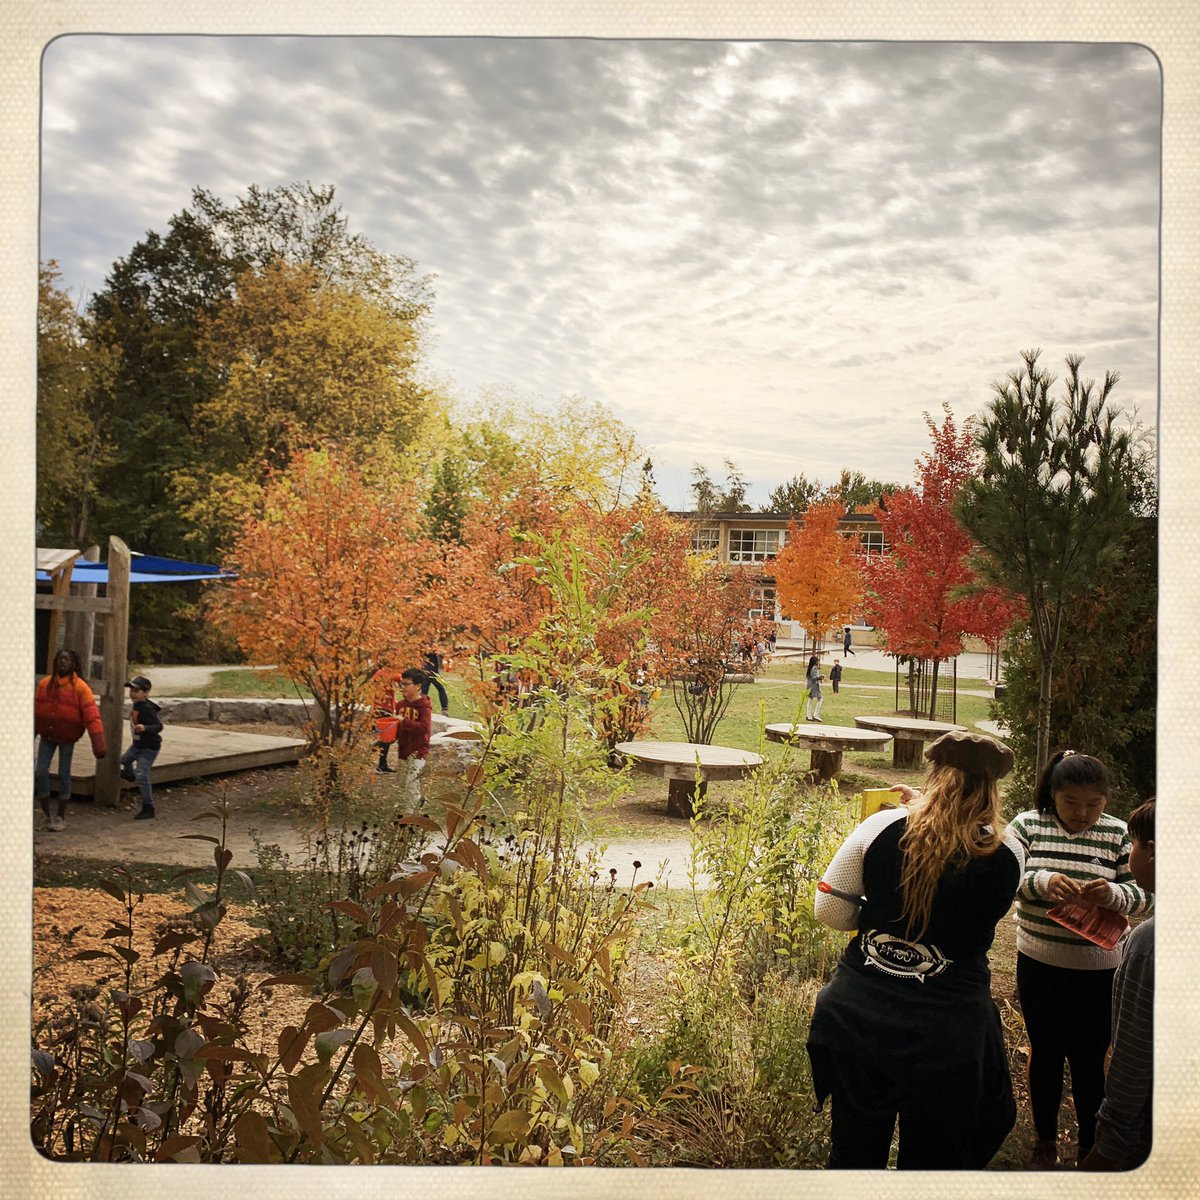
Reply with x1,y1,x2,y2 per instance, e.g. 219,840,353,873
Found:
121,674,163,820
421,647,450,716
830,658,843,694
843,626,856,656
1009,751,1152,1168
34,648,107,832
805,654,825,722
386,667,432,801
1080,798,1155,1172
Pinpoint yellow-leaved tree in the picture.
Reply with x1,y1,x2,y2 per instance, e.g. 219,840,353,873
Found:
174,259,438,550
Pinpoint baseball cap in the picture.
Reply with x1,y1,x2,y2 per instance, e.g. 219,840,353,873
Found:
125,675,152,690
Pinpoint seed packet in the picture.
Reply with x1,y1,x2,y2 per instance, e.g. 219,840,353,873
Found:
1046,900,1129,950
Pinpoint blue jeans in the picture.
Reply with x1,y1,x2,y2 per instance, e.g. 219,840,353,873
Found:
36,737,75,800
121,745,160,807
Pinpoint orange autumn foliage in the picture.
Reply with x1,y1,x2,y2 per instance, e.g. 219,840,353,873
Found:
215,447,441,745
772,501,863,645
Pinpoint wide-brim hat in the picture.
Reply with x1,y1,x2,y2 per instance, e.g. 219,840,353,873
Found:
925,729,1013,781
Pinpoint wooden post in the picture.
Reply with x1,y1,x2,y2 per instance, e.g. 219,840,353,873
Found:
64,544,100,674
44,556,78,674
95,536,131,807
666,777,705,818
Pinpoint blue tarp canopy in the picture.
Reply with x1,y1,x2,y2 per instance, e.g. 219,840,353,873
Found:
36,552,234,586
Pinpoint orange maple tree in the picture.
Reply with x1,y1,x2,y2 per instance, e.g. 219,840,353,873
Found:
436,466,569,711
215,447,441,746
862,407,1023,716
772,501,864,653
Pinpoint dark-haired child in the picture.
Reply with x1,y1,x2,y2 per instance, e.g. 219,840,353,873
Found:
1080,798,1155,1172
34,648,107,831
121,674,163,820
391,668,432,802
1009,751,1153,1169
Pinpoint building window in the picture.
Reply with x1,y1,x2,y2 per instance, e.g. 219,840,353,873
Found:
691,526,720,554
750,585,777,619
728,528,784,562
858,530,888,556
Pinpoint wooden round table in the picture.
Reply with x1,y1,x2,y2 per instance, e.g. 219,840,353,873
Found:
615,740,764,817
764,722,892,781
853,715,967,769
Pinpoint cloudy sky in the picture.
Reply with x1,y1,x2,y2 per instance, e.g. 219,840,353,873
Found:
40,36,1161,507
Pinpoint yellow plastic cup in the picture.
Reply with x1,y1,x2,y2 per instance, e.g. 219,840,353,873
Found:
859,787,902,823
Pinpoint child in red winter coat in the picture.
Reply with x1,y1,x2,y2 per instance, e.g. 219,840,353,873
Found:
35,648,107,831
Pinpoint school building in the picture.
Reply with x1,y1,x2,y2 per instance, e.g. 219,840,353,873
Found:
668,508,888,641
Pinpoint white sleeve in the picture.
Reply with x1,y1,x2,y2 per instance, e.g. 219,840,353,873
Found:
815,808,908,931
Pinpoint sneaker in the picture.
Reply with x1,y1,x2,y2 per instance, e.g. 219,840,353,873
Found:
813,717,824,723
1029,1140,1058,1170
441,708,450,717
47,815,65,832
374,764,394,774
134,807,156,820
120,767,137,782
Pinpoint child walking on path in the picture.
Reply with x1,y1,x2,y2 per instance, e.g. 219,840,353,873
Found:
1009,751,1153,1169
384,668,432,802
121,675,163,820
805,654,825,722
34,648,107,831
830,658,843,694
1080,798,1155,1172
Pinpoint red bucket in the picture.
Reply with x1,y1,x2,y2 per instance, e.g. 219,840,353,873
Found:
375,716,400,744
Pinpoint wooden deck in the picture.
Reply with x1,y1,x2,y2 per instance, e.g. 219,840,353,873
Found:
63,725,308,796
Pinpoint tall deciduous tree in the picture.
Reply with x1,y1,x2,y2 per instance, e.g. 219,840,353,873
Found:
763,473,820,515
176,259,434,549
691,459,752,513
862,407,1022,718
761,470,897,514
37,261,120,546
956,350,1138,776
215,447,440,749
772,501,863,654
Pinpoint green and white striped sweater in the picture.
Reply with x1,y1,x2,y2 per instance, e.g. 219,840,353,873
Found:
1009,810,1153,971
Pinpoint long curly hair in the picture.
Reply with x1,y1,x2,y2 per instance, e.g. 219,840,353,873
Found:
897,762,1006,940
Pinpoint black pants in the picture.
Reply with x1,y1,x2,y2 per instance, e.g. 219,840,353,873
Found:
828,1088,972,1169
421,674,449,711
1016,952,1115,1153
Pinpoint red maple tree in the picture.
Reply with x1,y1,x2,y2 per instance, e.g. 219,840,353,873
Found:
863,407,1022,716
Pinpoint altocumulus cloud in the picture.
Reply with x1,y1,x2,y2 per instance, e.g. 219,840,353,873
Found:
41,35,1160,503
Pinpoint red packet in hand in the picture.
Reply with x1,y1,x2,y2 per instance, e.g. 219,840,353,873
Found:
1046,900,1129,950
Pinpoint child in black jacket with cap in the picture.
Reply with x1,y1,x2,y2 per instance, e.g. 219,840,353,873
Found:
121,675,163,820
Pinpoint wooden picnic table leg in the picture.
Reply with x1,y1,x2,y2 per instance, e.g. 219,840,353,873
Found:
893,738,924,770
809,749,843,781
667,777,706,818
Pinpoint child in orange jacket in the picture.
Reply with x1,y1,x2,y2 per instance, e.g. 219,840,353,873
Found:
35,648,107,831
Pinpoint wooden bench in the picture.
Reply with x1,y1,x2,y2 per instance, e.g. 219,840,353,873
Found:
615,740,764,817
764,722,892,781
853,715,967,769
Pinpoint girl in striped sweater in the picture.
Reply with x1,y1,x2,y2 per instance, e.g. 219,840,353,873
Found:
1009,750,1153,1169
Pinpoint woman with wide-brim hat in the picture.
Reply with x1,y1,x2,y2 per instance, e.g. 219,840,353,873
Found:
806,730,1024,1169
